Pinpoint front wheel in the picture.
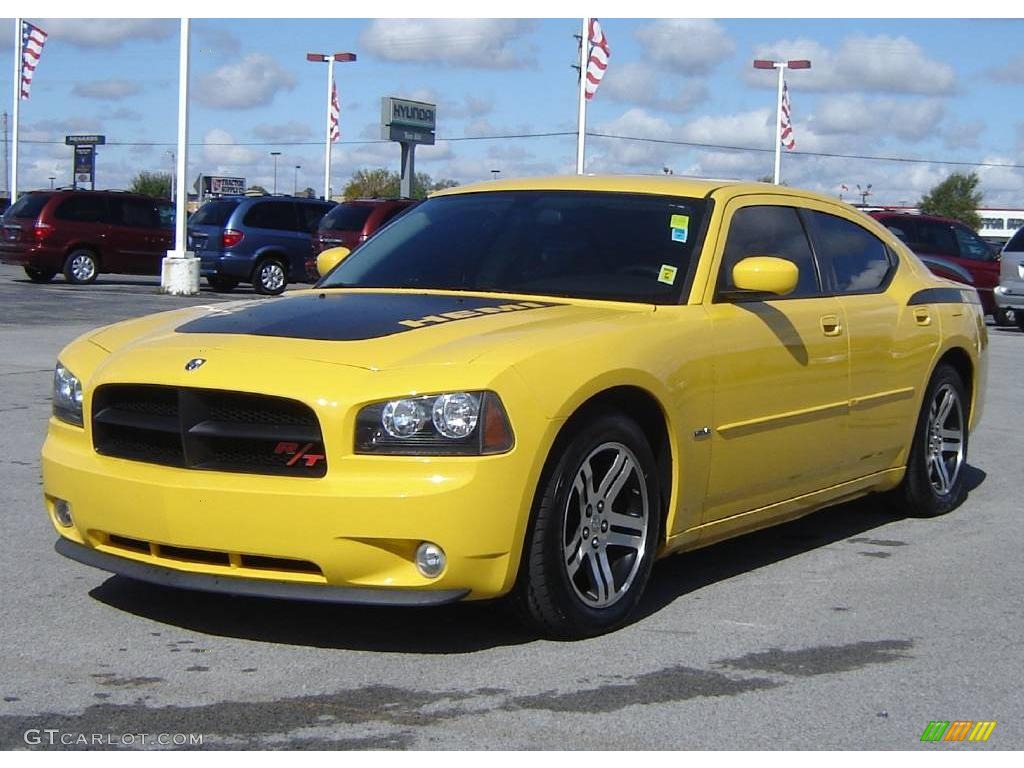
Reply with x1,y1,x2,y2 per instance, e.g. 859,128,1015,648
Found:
514,413,660,638
993,306,1016,327
900,364,969,517
252,258,287,295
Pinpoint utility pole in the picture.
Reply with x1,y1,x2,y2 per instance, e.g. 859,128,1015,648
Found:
575,18,589,175
2,112,8,199
306,52,357,201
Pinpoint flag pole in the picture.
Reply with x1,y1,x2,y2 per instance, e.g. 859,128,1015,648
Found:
773,63,785,185
575,17,589,175
11,18,22,201
323,56,334,201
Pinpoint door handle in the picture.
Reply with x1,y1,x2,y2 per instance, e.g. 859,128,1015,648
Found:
820,314,842,337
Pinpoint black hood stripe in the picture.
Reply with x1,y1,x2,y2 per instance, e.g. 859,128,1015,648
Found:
176,293,558,341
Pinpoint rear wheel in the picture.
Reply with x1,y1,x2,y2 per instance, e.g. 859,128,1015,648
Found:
993,307,1016,327
63,249,98,285
207,275,238,293
514,413,660,638
24,266,57,283
900,364,969,517
253,258,287,295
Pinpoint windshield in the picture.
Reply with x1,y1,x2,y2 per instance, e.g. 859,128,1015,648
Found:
190,200,239,227
320,191,707,303
320,203,374,231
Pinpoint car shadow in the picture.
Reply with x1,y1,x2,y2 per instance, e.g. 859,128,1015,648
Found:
87,466,986,652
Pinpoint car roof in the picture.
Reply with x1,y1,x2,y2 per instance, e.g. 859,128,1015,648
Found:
430,174,846,208
870,210,964,226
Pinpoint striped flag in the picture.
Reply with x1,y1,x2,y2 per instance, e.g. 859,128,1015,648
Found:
329,81,340,142
584,18,609,101
20,21,48,100
780,81,795,150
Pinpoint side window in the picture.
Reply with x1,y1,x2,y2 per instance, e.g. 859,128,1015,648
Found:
953,226,993,262
298,203,331,233
806,211,894,294
243,201,298,231
718,205,820,299
915,221,958,257
113,198,160,229
54,195,107,223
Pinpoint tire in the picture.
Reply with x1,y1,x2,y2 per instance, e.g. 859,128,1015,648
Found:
899,364,970,517
1017,312,1024,332
24,266,57,283
63,249,99,285
993,307,1016,327
207,275,238,293
514,413,661,638
252,258,287,295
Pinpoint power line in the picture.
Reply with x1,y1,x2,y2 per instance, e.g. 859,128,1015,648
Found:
16,130,1024,172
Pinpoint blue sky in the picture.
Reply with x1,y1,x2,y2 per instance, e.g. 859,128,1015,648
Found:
3,14,1024,206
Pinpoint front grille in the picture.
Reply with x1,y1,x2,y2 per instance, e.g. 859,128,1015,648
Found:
92,384,327,478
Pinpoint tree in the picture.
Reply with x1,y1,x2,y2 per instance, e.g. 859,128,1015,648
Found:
246,185,268,196
300,187,316,199
918,172,983,231
131,171,171,199
343,168,462,201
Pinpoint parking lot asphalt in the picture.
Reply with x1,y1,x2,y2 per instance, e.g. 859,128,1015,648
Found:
0,262,1021,750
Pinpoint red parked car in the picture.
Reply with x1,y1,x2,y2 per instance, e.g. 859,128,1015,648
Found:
0,189,172,284
869,210,1007,323
306,198,417,279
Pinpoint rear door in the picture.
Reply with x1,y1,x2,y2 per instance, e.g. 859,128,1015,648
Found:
106,197,165,274
52,194,111,265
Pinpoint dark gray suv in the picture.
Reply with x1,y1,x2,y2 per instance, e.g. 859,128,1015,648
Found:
188,195,335,294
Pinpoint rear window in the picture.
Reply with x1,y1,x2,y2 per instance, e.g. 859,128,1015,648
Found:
320,204,374,232
190,200,239,227
1005,227,1024,253
298,202,334,232
5,193,51,220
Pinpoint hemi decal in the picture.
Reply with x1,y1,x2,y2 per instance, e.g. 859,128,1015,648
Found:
399,302,548,328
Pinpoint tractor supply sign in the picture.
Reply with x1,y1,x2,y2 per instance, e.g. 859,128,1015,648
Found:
201,176,246,197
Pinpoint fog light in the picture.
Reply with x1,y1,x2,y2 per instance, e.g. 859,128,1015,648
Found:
415,542,446,578
53,498,73,527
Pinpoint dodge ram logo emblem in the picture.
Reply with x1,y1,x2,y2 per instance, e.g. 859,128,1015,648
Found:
185,358,206,371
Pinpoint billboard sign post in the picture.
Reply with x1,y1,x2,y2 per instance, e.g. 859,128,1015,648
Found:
381,97,436,198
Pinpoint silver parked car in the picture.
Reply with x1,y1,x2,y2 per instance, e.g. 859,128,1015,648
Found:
994,226,1024,330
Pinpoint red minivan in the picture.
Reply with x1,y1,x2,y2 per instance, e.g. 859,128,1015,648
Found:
0,189,172,284
869,211,1006,323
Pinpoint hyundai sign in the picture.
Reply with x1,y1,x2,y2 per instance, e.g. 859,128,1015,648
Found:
381,97,436,146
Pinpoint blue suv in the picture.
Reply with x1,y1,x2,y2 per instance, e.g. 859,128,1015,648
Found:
188,195,335,294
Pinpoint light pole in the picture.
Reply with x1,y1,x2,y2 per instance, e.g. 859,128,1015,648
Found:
166,150,176,203
753,58,810,185
490,169,500,180
294,164,301,196
306,52,357,201
270,151,281,195
48,176,55,189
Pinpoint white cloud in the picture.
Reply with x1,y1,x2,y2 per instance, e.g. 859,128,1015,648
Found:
634,19,735,75
600,62,708,113
679,109,774,148
194,54,296,109
38,19,176,49
360,19,536,69
812,97,946,141
72,79,143,101
746,34,956,95
201,129,263,172
985,55,1024,84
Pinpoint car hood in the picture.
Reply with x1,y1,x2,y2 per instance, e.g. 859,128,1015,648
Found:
87,289,654,372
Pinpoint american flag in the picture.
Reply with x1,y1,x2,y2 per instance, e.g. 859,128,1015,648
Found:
329,81,340,142
20,21,48,100
584,18,610,101
779,81,795,151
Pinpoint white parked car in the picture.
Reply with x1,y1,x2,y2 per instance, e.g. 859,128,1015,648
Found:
994,226,1024,330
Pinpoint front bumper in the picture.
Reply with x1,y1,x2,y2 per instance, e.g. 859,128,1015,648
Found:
994,284,1024,310
55,538,468,605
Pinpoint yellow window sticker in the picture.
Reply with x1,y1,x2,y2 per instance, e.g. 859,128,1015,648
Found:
669,214,689,243
658,264,678,285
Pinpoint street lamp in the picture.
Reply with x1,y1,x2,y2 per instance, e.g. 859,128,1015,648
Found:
48,176,55,189
490,169,500,180
294,165,301,196
753,58,811,185
270,151,281,195
306,52,357,201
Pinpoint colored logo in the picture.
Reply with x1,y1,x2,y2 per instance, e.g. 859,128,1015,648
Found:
274,441,325,468
920,721,996,743
184,358,206,371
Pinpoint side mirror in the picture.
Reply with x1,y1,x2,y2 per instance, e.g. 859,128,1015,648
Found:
316,246,351,278
731,256,799,296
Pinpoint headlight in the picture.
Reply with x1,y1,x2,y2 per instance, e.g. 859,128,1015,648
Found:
356,391,514,455
53,362,83,426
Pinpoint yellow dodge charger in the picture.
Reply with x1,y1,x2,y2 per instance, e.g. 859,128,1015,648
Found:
44,176,987,637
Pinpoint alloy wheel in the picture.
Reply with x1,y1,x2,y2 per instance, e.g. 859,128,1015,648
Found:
926,382,965,496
